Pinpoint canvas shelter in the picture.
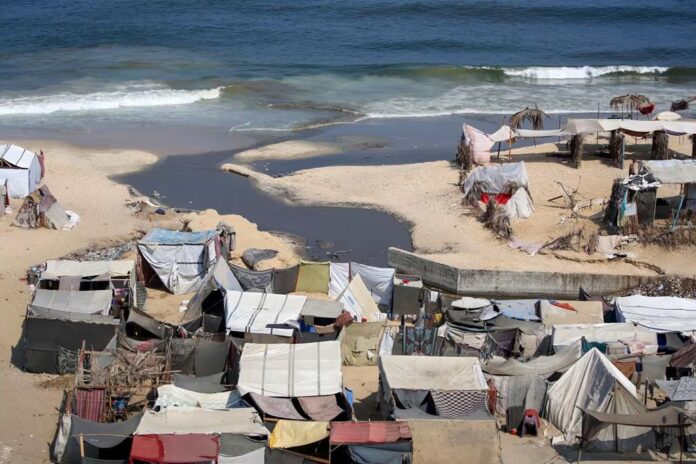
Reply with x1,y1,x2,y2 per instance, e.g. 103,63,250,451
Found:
379,355,489,420
328,262,395,307
546,348,646,448
184,258,242,328
552,322,658,351
461,162,535,219
237,341,342,398
224,291,304,338
337,274,382,321
329,421,413,464
28,289,113,320
13,185,71,229
130,434,220,464
0,144,42,198
615,295,696,334
482,340,582,377
137,228,219,294
135,407,268,436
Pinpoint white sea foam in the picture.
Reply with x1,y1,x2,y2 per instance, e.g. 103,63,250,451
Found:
0,82,223,115
501,65,669,79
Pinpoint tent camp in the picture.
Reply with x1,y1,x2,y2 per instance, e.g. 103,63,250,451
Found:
224,291,305,338
13,185,73,230
616,295,696,334
137,228,219,294
0,144,42,198
379,355,490,420
328,262,395,307
337,274,382,321
184,257,242,327
546,348,652,450
461,162,535,219
552,322,658,352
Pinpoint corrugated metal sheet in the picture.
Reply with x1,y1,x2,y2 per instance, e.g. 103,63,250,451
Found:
75,388,105,422
330,421,412,445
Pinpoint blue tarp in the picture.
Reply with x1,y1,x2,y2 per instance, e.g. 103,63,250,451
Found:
140,228,217,245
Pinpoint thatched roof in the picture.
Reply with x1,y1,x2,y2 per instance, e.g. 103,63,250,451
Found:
509,106,549,130
610,94,650,112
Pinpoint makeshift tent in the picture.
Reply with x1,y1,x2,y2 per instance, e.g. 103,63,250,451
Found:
615,295,696,334
53,413,142,464
269,421,329,449
169,337,230,377
379,355,489,419
237,341,342,398
154,384,237,409
552,322,658,351
230,263,273,292
130,434,219,464
224,291,304,338
0,144,41,197
328,263,350,299
656,378,696,402
480,299,540,322
135,407,269,436
565,119,696,136
300,298,342,320
340,321,386,366
172,372,226,394
351,263,395,307
539,300,604,326
546,348,641,446
461,124,509,165
482,340,582,377
330,421,413,464
488,374,548,417
137,228,218,294
338,274,382,321
28,289,113,320
461,162,534,219
644,159,696,185
295,261,330,294
13,185,72,229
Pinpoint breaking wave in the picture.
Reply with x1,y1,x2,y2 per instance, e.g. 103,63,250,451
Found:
501,65,670,79
0,82,223,115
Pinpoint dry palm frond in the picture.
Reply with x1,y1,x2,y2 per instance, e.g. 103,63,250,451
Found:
509,105,549,130
483,199,511,239
610,94,650,113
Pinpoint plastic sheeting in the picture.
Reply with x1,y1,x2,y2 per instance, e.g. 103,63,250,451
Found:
329,263,350,298
644,159,696,185
380,355,487,392
43,260,134,278
338,275,381,321
489,375,547,416
463,124,496,165
298,395,344,421
539,300,604,326
230,263,273,292
154,384,235,409
248,393,306,420
172,372,226,394
295,261,330,294
0,144,41,197
138,228,217,294
237,341,342,397
482,340,582,377
341,322,386,366
615,295,696,333
224,291,304,337
350,263,395,307
135,407,269,436
130,434,219,464
546,348,637,443
461,162,529,198
552,322,658,350
29,289,113,319
330,421,412,445
301,298,342,319
564,118,696,136
268,420,329,449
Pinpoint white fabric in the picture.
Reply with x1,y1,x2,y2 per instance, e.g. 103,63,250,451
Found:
451,297,490,310
644,159,696,185
0,144,41,198
300,298,342,319
338,274,381,321
328,263,350,298
487,125,515,143
539,300,604,327
155,384,233,409
546,348,636,442
380,355,487,391
29,289,112,316
655,111,681,121
463,124,495,164
212,258,243,291
237,341,342,397
564,119,696,136
224,291,304,337
219,448,265,464
138,240,216,294
350,262,395,306
616,295,696,333
504,187,535,219
135,407,269,436
44,259,134,278
515,128,568,138
552,322,658,350
461,161,529,197
483,340,582,376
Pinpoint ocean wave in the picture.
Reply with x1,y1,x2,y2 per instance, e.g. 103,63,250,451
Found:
0,82,223,115
501,65,669,79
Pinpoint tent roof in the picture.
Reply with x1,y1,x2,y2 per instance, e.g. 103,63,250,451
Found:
269,420,330,449
43,259,134,278
301,297,343,319
237,341,342,397
29,289,113,318
616,295,696,333
131,434,219,464
140,228,217,245
225,291,304,337
656,377,696,401
154,384,235,409
539,300,604,326
379,355,487,391
330,421,412,445
482,340,582,376
580,406,692,428
135,407,269,436
564,119,696,136
552,322,657,349
461,162,529,198
644,160,696,184
0,144,36,169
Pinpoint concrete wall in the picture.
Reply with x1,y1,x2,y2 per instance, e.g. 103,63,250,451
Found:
388,247,660,298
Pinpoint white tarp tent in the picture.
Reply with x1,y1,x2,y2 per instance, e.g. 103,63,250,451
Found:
137,228,218,294
43,259,135,278
154,384,233,409
237,341,342,397
482,340,582,377
552,322,658,350
28,289,113,320
0,144,41,198
135,407,269,436
564,119,696,136
546,348,637,444
380,355,487,391
337,274,381,321
644,160,696,185
615,295,696,334
224,291,304,337
328,262,395,307
461,162,534,219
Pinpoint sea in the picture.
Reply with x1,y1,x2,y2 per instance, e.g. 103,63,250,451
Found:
1,0,696,147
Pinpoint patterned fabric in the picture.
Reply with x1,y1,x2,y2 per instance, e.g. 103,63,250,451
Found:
431,390,487,418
